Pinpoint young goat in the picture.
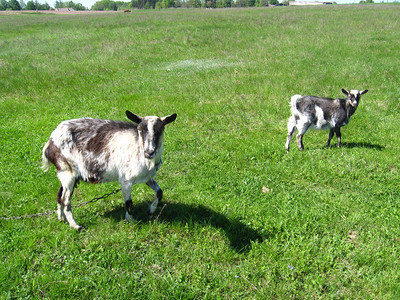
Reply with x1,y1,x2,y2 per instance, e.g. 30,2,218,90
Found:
285,89,368,151
42,111,177,230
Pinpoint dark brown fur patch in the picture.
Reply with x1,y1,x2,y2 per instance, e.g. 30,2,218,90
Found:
85,121,137,156
67,120,138,181
57,185,63,204
45,139,70,172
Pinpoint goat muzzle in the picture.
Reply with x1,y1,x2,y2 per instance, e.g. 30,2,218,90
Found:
144,150,156,159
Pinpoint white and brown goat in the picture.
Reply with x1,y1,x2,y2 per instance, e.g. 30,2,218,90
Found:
42,111,177,230
285,89,368,151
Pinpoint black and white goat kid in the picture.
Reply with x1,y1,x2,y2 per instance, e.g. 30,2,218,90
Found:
42,111,177,230
285,89,368,151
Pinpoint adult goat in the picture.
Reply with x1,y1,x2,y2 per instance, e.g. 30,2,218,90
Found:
42,110,177,229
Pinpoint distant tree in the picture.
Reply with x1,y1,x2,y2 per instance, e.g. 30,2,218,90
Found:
149,0,157,7
25,0,35,8
184,0,200,7
131,0,157,8
0,0,8,10
161,0,174,7
216,0,233,8
255,0,268,5
9,0,22,9
55,0,86,9
223,0,232,6
235,0,247,6
92,0,118,10
203,0,215,7
91,1,104,9
269,0,279,4
74,2,86,9
54,0,64,7
215,0,231,6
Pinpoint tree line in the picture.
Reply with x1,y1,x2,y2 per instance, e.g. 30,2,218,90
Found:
0,0,381,11
0,0,281,11
0,0,86,10
91,0,280,10
0,0,48,10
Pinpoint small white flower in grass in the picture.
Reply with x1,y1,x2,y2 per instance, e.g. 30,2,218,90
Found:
288,265,294,270
235,275,240,278
262,186,270,193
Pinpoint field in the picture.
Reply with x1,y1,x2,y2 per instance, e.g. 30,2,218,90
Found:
1,5,400,298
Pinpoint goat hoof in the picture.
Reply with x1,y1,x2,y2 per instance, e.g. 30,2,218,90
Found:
124,212,137,223
124,218,137,223
71,225,83,231
58,215,67,222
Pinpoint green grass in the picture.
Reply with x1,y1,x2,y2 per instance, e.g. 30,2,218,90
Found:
1,5,400,298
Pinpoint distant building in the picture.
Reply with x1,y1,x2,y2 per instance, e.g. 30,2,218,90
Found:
289,1,333,5
54,8,75,11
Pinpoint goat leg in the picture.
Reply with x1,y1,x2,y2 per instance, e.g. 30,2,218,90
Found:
296,134,305,150
326,129,335,148
286,116,297,152
146,179,163,218
121,182,135,223
335,127,342,147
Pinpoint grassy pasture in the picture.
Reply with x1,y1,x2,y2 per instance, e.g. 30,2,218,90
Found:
1,5,400,298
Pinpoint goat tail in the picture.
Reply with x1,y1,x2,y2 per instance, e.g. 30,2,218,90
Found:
289,94,303,116
41,140,51,172
290,94,303,107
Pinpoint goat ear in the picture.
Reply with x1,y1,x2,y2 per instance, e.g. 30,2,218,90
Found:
161,113,177,125
341,88,349,95
126,111,142,124
360,90,368,95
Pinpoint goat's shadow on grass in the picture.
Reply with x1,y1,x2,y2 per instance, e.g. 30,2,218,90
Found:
104,201,264,253
341,142,384,150
322,142,384,151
